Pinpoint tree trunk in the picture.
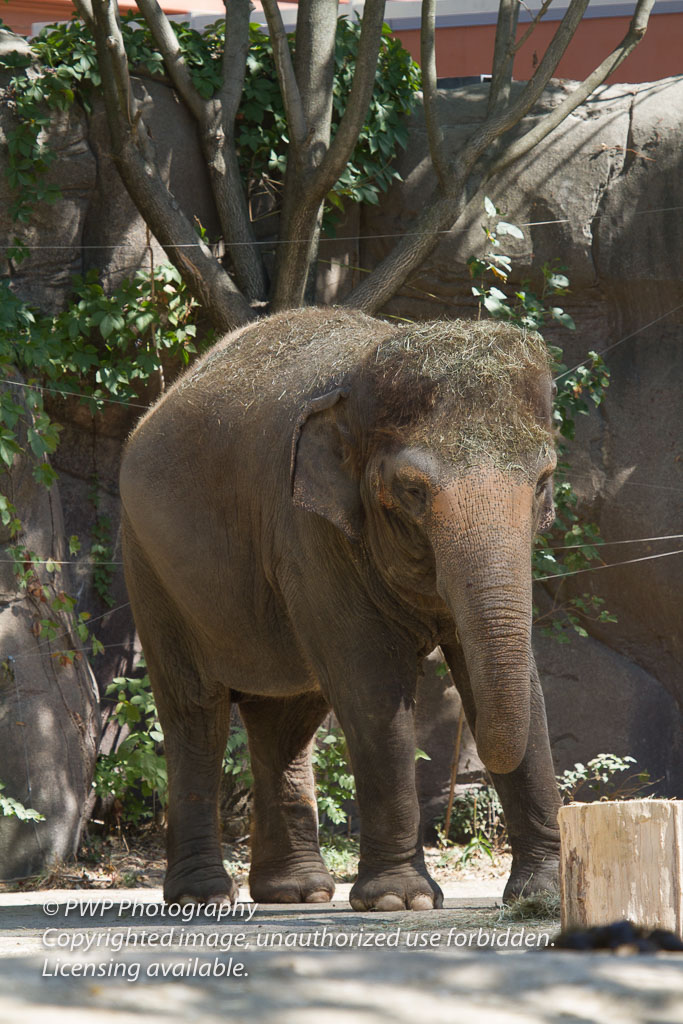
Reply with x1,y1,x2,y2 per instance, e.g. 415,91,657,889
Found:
558,800,683,937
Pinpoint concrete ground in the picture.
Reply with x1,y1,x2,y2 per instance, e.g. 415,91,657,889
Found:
0,882,681,1023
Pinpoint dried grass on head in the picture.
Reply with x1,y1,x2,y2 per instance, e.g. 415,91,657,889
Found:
362,319,555,476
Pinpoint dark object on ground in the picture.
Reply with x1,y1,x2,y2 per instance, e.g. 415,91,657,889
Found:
554,920,683,953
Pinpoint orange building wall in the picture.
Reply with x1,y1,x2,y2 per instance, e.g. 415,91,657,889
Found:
4,0,205,36
396,13,683,84
3,3,682,85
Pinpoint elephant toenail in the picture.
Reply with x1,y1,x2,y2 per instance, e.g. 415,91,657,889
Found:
305,890,333,903
374,894,405,912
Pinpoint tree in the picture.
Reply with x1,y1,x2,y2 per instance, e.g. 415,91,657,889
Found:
71,0,654,331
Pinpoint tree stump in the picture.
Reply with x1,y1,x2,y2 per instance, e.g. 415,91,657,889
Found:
558,800,683,936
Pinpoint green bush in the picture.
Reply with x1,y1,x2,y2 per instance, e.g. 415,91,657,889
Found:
312,727,356,828
93,674,167,825
557,753,651,802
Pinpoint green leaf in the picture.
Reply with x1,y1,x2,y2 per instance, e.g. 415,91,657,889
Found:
33,463,58,488
483,294,512,318
496,221,524,239
551,308,576,330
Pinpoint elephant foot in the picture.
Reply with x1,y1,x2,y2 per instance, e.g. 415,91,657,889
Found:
350,861,443,911
249,854,335,904
163,861,239,906
502,853,560,904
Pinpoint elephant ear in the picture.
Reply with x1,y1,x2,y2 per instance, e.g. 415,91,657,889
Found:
290,387,362,541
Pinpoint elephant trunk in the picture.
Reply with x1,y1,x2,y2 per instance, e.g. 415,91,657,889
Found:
430,475,535,775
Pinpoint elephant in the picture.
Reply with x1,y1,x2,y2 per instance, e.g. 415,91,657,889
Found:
119,307,562,910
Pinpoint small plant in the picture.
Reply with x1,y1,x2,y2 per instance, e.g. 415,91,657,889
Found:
458,832,494,865
93,674,167,825
437,784,505,849
468,197,575,333
312,726,356,828
222,725,253,792
0,780,45,822
320,834,360,880
557,753,651,802
88,475,116,608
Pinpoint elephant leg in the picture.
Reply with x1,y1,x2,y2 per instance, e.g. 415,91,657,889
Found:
326,654,443,912
147,641,235,904
442,643,561,901
239,691,335,903
123,527,236,904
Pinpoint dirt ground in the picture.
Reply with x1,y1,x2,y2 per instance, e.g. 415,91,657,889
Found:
0,826,513,900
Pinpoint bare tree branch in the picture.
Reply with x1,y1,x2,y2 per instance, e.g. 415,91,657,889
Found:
512,0,590,111
511,0,554,56
135,0,205,121
344,0,654,313
488,0,656,176
261,0,308,149
421,0,449,185
269,0,339,307
72,0,95,34
134,0,267,301
487,0,520,117
427,0,590,193
294,0,339,144
220,0,252,124
314,0,386,194
340,181,464,313
87,0,254,331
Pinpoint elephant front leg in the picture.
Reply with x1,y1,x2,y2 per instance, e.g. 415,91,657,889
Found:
160,688,237,905
331,663,443,912
124,548,237,906
239,692,335,904
490,664,562,902
442,643,561,901
160,691,237,905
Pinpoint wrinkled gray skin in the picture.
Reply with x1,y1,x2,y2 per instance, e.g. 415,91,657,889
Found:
120,308,561,910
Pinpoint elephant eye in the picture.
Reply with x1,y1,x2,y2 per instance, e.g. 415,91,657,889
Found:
536,472,553,498
535,473,555,532
393,475,428,518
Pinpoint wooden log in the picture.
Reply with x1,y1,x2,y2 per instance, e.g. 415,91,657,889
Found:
558,800,683,936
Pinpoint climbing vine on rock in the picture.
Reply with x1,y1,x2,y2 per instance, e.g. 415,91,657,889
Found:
0,263,209,668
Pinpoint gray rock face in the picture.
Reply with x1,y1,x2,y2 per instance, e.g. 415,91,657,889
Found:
0,379,100,879
82,79,221,291
0,87,95,312
535,629,683,796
